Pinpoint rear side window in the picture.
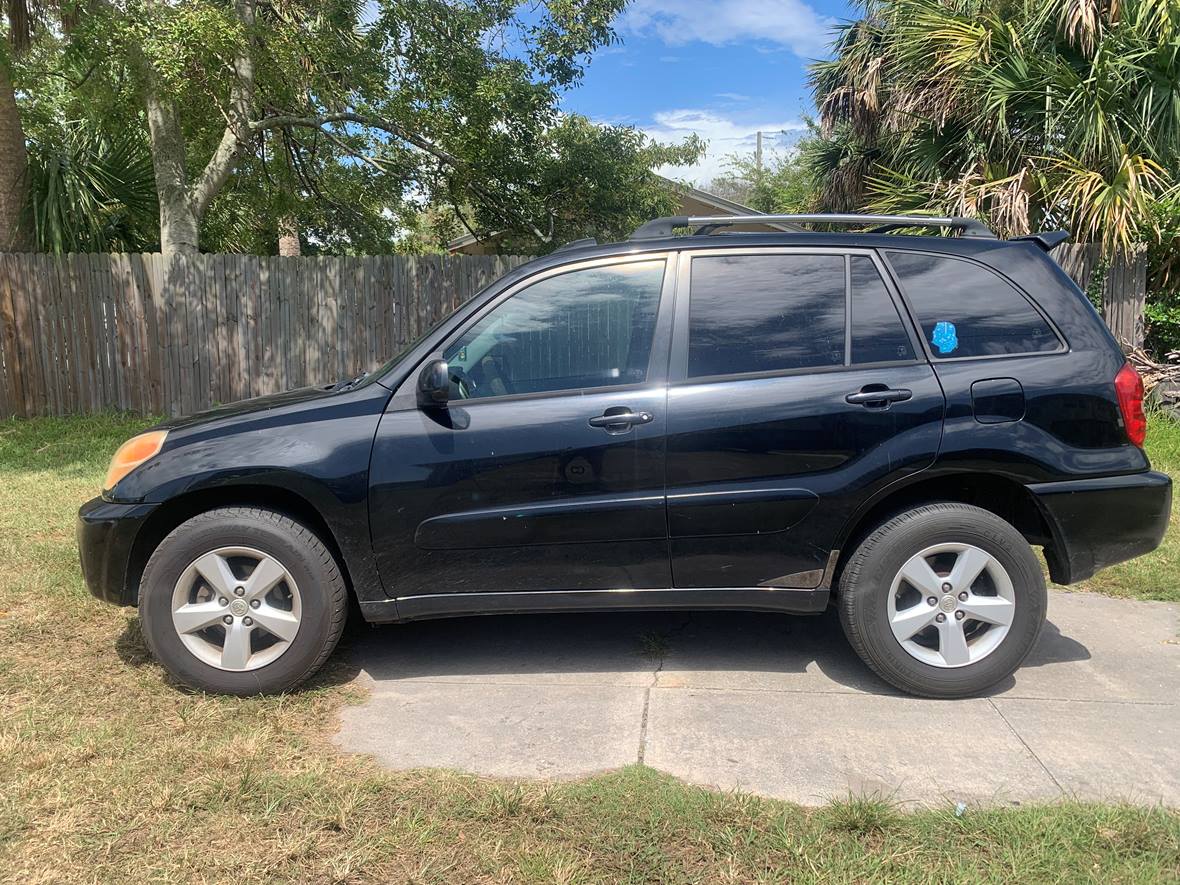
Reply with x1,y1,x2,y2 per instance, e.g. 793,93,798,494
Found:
851,257,914,364
886,251,1059,358
688,254,845,378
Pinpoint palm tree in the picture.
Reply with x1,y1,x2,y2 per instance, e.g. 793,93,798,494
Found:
805,0,1180,254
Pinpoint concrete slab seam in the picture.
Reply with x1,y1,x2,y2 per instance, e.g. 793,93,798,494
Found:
638,616,693,764
987,697,1065,795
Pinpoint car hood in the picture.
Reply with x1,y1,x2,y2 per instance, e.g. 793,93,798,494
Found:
156,384,353,432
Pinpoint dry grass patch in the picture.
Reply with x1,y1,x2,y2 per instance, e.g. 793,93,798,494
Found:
1,413,1178,883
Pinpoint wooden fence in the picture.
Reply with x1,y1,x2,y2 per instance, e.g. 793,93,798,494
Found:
0,245,1149,419
0,252,531,418
1054,244,1147,348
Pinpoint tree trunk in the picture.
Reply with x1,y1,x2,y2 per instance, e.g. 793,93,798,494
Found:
139,0,258,256
0,57,31,252
145,90,200,256
277,214,301,256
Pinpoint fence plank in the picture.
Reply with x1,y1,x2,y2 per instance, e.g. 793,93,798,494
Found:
41,255,62,414
17,256,46,415
258,257,274,395
66,255,87,414
71,254,95,414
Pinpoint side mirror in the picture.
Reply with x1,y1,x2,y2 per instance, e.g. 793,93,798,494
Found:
417,358,450,408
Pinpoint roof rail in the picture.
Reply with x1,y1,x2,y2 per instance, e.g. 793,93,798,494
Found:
629,213,996,240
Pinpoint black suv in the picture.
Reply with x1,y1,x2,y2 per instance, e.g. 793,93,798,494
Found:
78,214,1171,698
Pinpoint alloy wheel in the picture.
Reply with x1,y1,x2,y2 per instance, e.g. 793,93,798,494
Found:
170,546,302,672
886,542,1016,668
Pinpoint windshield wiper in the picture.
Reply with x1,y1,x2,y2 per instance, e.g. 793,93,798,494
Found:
327,370,370,393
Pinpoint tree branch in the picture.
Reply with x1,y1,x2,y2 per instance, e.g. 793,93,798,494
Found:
249,112,464,168
191,0,259,219
250,110,553,243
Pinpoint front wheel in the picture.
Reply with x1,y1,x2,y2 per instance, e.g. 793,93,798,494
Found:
838,503,1046,698
138,507,347,695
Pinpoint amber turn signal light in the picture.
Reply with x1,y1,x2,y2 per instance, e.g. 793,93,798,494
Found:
104,430,168,492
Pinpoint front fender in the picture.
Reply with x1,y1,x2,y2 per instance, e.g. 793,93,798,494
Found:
106,383,391,602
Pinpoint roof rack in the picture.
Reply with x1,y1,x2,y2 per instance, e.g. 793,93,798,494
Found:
629,213,996,241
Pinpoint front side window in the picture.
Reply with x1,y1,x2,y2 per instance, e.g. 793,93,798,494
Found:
442,260,665,400
687,254,846,378
886,251,1060,358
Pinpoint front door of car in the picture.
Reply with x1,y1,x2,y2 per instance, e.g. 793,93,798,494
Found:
369,254,676,602
665,248,946,588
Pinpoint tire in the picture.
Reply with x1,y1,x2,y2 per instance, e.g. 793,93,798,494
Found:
838,503,1046,698
138,507,347,695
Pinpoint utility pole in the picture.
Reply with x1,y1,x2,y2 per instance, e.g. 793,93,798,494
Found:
755,130,763,177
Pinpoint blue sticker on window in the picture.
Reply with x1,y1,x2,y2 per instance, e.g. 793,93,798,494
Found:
931,321,958,355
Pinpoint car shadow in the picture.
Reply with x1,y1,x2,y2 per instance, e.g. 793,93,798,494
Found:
337,607,1091,698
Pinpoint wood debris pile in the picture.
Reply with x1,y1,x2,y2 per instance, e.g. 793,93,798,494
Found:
1126,346,1180,394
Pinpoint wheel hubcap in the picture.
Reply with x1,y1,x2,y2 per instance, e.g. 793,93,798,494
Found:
886,542,1016,669
170,546,302,672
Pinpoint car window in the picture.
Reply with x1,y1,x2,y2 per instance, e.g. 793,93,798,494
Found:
851,256,914,364
687,254,846,378
886,251,1059,358
442,260,665,399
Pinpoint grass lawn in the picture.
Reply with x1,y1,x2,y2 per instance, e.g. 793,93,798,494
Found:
1,413,1178,883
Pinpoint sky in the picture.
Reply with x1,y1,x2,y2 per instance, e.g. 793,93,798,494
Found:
560,0,857,187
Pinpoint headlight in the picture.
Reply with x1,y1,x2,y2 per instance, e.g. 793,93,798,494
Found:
104,430,169,492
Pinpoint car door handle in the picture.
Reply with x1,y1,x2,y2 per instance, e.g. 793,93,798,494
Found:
588,410,653,429
845,387,912,407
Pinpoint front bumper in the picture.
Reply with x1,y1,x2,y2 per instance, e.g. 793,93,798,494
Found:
77,497,157,606
1028,471,1171,584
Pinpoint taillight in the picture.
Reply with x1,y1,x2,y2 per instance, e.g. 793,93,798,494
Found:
1114,362,1147,447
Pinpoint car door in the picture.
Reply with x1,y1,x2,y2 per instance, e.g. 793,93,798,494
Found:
368,254,676,603
666,247,946,589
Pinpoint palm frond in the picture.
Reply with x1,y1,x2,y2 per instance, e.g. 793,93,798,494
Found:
26,125,158,253
1045,149,1166,253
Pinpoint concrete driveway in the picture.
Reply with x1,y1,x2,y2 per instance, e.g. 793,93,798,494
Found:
332,591,1180,808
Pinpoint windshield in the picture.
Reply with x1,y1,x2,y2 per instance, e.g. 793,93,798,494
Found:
360,309,460,387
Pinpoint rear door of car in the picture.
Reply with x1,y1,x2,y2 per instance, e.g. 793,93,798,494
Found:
665,246,946,589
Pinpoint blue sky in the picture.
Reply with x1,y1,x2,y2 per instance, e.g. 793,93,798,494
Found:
560,0,856,186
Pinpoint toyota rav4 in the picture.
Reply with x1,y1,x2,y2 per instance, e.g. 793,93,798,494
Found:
78,213,1171,698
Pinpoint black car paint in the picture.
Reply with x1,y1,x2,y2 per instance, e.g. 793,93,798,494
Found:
78,231,1171,620
87,382,392,606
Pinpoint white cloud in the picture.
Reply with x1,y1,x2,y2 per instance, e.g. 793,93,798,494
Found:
642,109,805,186
621,0,835,58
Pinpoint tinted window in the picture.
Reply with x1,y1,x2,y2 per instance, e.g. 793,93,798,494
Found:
887,251,1059,358
851,257,914,364
688,254,845,378
442,260,664,399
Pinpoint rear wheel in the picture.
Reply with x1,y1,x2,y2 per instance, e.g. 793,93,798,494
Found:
138,507,347,695
838,503,1046,698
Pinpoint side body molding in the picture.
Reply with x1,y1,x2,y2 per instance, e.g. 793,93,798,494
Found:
414,492,666,549
667,486,818,538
